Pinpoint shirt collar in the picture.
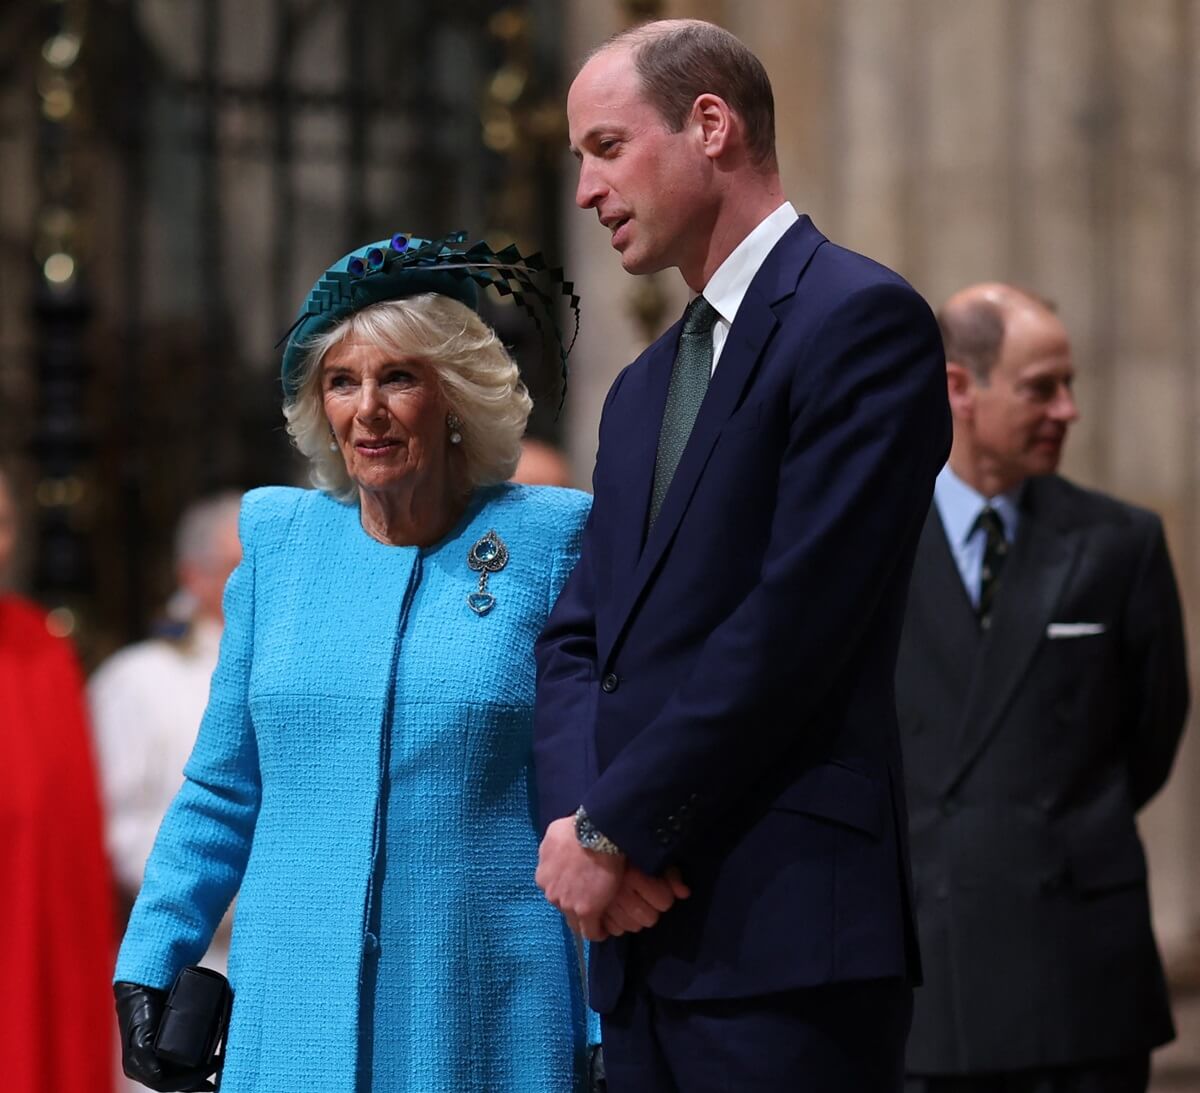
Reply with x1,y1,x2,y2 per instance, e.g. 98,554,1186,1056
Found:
701,201,798,326
935,463,1022,545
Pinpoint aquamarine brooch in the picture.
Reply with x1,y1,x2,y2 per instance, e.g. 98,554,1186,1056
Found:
466,529,509,616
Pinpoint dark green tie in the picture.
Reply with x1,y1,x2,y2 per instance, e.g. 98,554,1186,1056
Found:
973,505,1009,628
648,296,720,530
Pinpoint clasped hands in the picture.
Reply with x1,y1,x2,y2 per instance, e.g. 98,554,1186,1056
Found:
536,816,689,941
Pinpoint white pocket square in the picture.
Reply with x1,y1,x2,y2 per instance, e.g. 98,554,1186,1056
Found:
1046,622,1106,638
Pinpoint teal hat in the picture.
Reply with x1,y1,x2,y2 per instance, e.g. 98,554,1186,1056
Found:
278,230,579,400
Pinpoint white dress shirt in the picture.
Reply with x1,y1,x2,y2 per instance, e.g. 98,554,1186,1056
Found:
701,201,799,373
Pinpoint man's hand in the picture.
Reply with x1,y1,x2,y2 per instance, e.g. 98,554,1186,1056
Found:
536,816,626,941
602,866,690,937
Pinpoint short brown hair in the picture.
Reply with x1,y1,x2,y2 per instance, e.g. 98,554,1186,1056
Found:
601,20,777,169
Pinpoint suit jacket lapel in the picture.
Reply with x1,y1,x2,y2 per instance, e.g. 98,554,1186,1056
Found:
943,477,1082,794
908,506,981,687
635,289,776,566
599,218,826,668
603,335,676,603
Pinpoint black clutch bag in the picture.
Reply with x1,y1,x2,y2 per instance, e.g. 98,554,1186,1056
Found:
154,965,233,1073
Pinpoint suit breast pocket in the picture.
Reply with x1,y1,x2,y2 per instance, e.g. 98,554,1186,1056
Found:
720,400,767,436
1041,624,1116,691
706,402,780,518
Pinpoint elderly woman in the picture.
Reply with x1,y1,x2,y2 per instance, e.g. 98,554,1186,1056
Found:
113,234,592,1092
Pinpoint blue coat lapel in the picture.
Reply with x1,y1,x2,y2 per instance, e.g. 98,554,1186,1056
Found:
599,217,826,668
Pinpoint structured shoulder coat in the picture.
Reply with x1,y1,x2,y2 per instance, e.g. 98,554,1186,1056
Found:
117,482,592,1092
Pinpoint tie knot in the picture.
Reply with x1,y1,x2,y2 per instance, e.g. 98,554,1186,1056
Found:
682,295,720,338
973,505,1006,542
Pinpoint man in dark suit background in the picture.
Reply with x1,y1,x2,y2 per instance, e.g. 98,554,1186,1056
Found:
533,18,950,1092
897,282,1189,1093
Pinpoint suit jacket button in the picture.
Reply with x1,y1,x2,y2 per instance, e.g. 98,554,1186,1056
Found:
601,673,619,693
940,797,958,817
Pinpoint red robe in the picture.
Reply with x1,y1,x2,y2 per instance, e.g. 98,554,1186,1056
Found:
0,594,114,1093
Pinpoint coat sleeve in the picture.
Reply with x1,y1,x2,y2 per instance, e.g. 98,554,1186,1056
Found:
533,516,600,831
581,282,951,874
1123,514,1189,810
533,374,629,833
114,493,271,988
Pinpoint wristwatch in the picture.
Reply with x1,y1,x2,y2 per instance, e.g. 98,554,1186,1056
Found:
574,806,622,855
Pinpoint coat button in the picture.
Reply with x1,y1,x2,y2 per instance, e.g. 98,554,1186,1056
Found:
601,673,619,693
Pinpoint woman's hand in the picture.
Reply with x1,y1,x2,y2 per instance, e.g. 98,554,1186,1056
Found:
113,982,215,1092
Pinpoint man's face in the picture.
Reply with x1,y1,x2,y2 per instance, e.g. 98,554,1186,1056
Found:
567,47,712,277
969,305,1079,488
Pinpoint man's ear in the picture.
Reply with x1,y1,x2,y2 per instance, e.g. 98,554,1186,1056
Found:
692,93,734,159
946,361,975,421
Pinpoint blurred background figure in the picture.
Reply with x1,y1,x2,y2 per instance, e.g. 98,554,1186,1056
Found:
89,490,243,968
0,464,115,1093
897,285,1188,1093
513,436,574,487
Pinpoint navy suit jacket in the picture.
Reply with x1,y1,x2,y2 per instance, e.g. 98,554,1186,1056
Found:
535,216,951,1011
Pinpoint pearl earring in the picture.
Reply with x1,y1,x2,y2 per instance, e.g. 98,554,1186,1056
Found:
328,425,337,452
448,414,463,446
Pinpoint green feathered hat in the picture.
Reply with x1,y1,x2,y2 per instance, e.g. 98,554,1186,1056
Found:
278,230,579,401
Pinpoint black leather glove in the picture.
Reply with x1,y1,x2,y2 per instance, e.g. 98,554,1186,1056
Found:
114,982,216,1092
589,1043,607,1093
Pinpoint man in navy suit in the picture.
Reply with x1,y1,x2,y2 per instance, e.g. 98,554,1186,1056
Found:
534,19,951,1091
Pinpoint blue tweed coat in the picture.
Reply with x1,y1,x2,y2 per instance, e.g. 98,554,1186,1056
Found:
116,482,592,1092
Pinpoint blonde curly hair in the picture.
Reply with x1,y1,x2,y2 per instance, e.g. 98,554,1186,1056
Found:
283,295,532,502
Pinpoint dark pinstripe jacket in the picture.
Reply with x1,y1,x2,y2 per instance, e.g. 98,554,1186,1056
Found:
896,473,1188,1074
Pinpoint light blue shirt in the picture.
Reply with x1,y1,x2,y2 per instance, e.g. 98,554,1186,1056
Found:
933,464,1022,608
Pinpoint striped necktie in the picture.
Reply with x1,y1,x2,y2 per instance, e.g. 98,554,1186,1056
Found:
973,505,1009,628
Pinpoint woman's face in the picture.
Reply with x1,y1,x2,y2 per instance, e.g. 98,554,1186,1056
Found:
0,474,15,586
321,338,451,499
